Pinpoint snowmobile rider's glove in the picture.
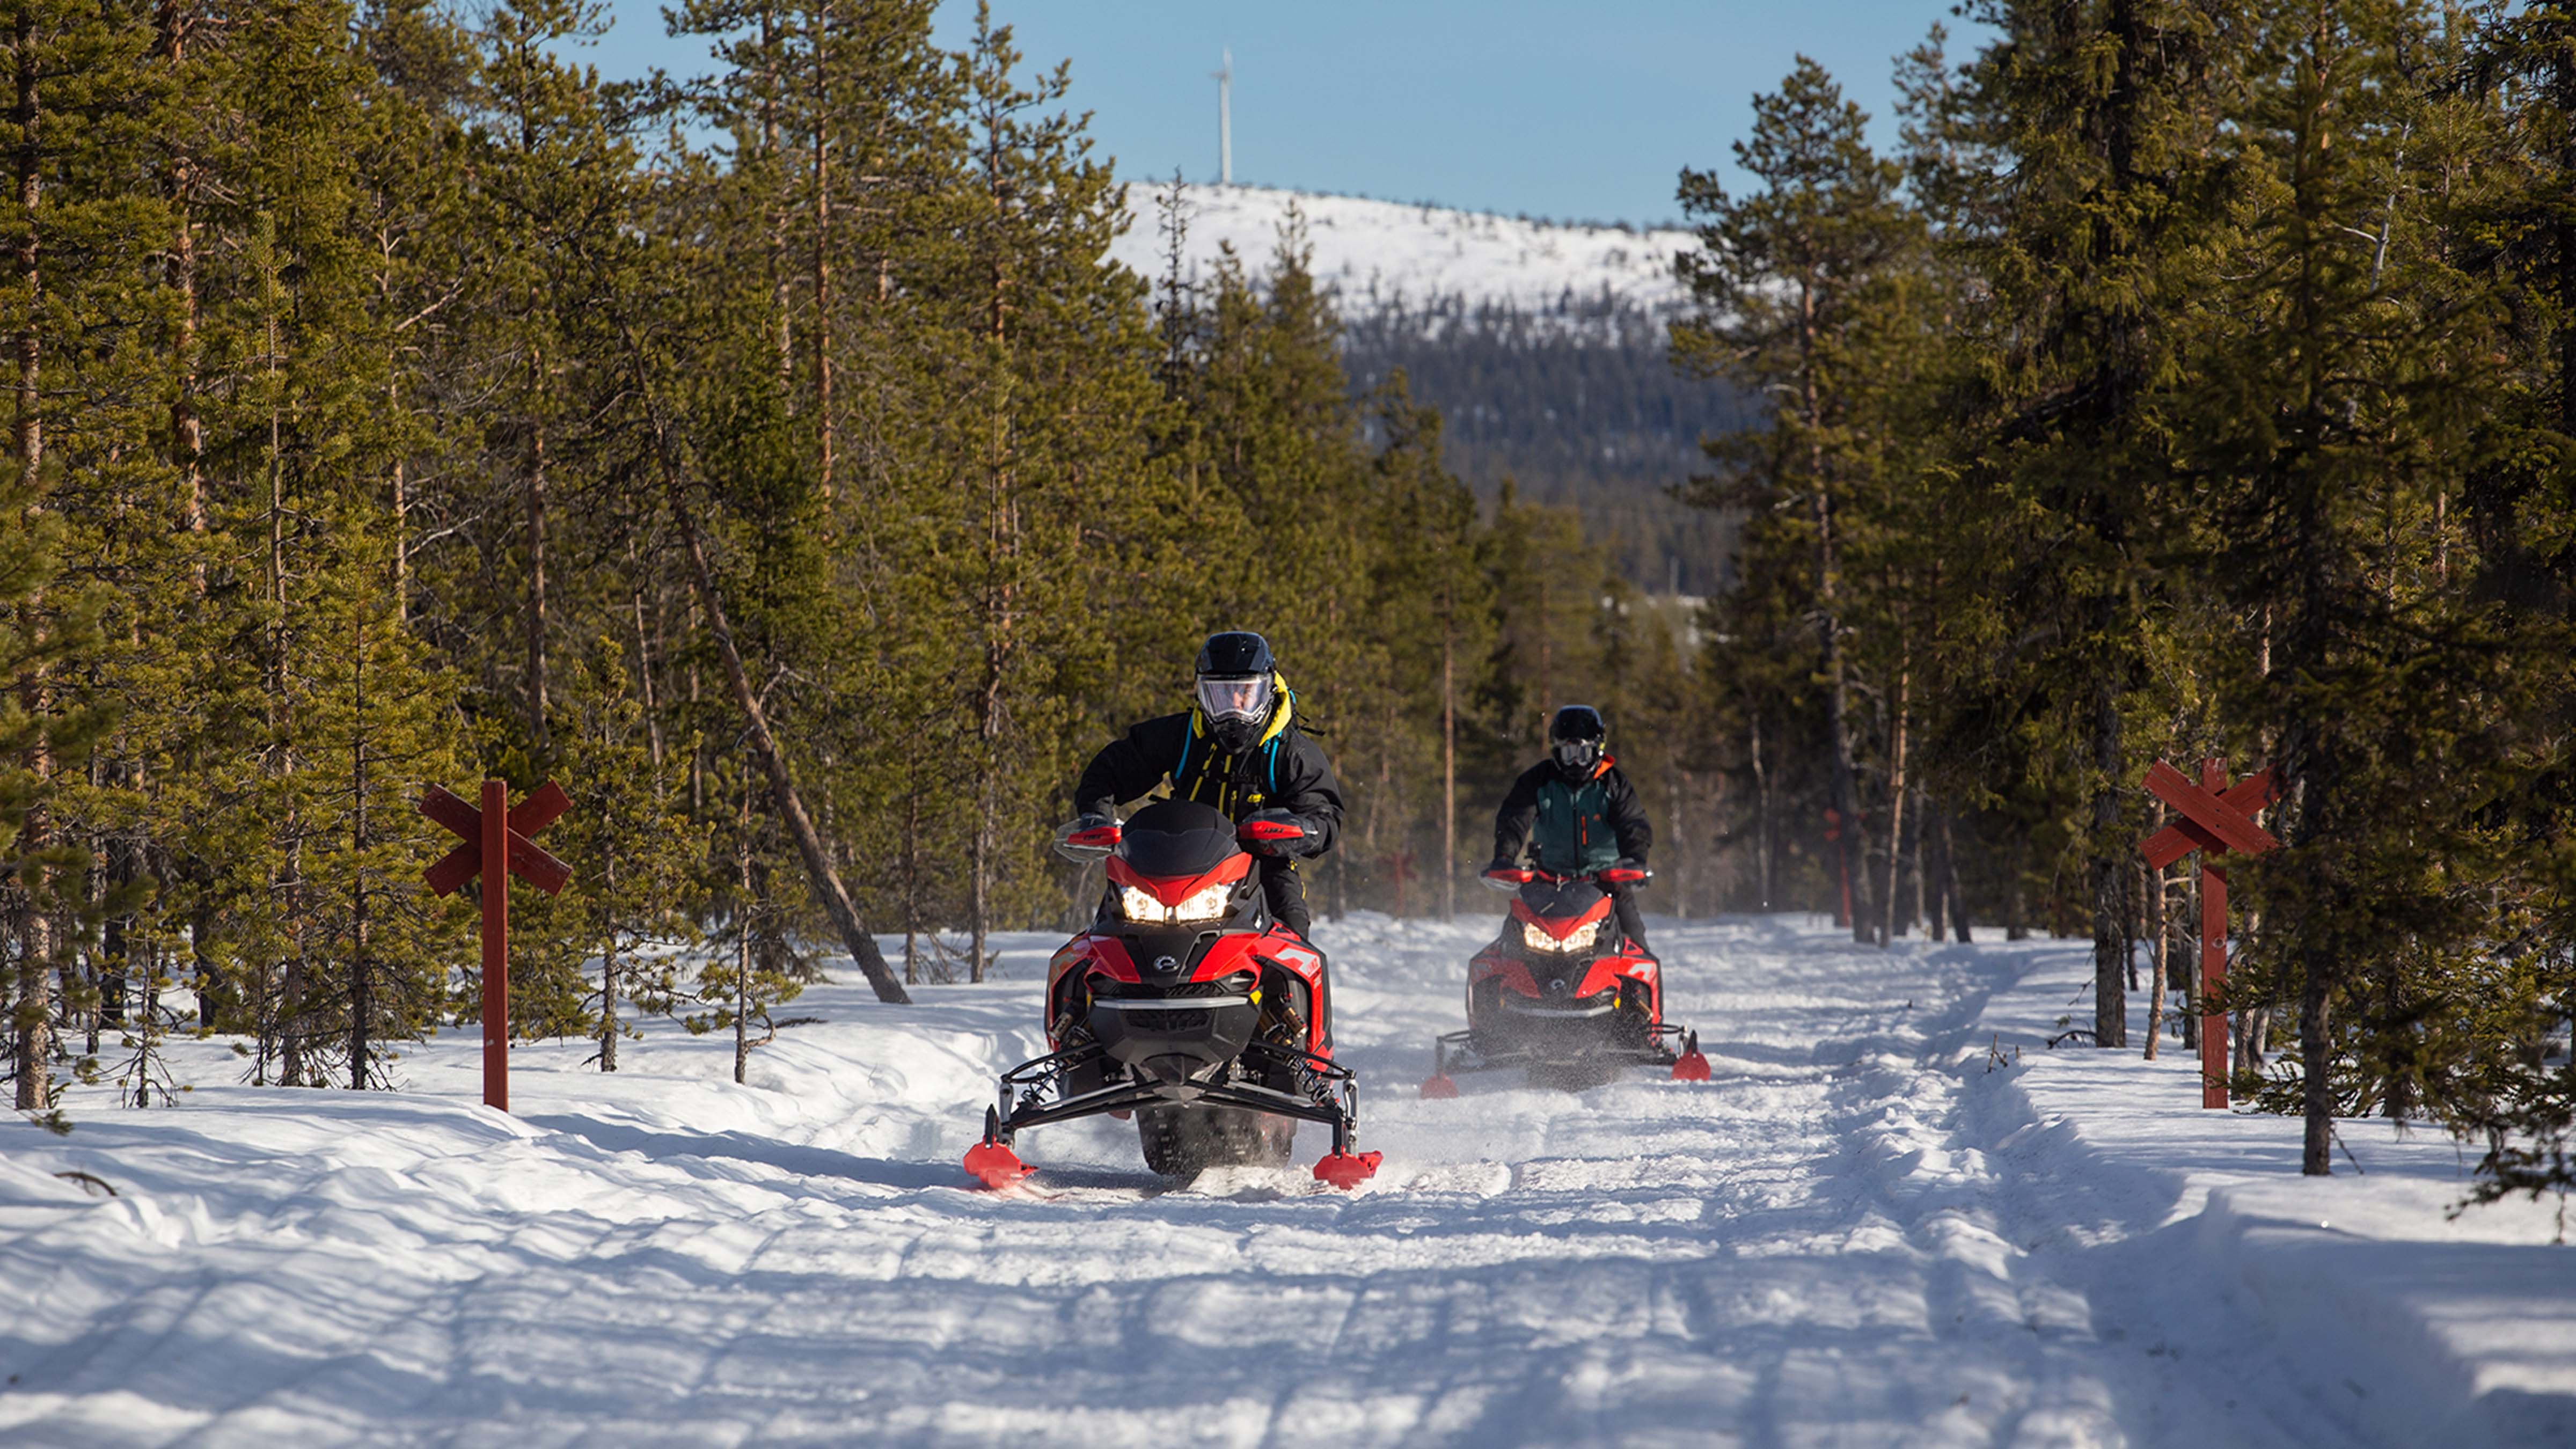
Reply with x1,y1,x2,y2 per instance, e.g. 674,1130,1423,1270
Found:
1480,859,1524,892
1052,813,1123,861
1238,808,1312,858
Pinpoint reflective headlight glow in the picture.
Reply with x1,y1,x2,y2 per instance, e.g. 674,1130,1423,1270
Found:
1523,918,1601,954
1170,881,1234,922
1119,881,1235,924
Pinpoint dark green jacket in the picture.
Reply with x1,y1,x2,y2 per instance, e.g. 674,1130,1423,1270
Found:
1492,756,1651,874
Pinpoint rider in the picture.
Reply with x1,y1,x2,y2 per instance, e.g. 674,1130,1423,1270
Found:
1489,704,1655,956
1073,631,1344,940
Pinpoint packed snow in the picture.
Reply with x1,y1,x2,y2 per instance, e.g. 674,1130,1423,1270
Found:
1108,182,1698,322
6,914,2573,1445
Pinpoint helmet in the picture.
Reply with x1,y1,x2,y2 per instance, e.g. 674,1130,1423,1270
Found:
1195,631,1274,677
1548,704,1605,771
1196,631,1277,752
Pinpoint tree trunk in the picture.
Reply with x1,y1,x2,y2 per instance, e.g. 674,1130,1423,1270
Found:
1749,711,1771,910
735,793,753,1085
526,399,549,752
8,19,42,1112
1946,829,1972,943
1440,624,1456,920
2090,679,2126,1046
809,9,834,498
2300,958,2332,1174
1878,653,1909,947
2179,866,2199,1052
2143,849,2167,1062
349,614,371,1090
598,851,619,1073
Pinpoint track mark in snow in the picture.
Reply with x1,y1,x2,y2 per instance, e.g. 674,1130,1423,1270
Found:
0,918,2367,1446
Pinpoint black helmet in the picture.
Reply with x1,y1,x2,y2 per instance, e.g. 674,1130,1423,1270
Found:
1195,631,1274,677
1195,631,1277,752
1549,704,1605,771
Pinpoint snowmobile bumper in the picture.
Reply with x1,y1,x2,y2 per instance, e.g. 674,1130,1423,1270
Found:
1421,1023,1707,1094
968,1038,1375,1187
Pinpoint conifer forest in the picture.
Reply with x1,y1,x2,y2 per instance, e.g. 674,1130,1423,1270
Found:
6,0,2576,1225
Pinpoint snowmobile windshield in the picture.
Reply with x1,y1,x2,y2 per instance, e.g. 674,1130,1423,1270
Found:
1196,674,1272,724
1118,800,1241,879
1521,875,1607,920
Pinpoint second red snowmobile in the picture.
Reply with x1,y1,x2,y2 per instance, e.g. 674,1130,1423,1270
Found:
964,800,1381,1191
1421,865,1708,1095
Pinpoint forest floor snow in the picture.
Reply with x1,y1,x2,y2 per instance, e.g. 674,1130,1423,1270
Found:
3,914,2571,1446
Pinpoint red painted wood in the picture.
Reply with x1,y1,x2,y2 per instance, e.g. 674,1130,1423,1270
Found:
506,835,571,896
420,784,482,843
2145,760,2282,858
509,780,572,837
481,779,509,1114
2135,757,2284,1109
2139,769,2281,869
425,841,481,899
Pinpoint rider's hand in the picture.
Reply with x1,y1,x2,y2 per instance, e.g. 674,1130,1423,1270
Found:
1240,809,1307,857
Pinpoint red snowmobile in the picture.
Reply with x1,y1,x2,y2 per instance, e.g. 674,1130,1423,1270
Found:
1421,865,1708,1095
964,799,1381,1191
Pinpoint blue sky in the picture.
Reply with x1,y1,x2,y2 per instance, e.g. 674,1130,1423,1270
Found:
585,1,1979,224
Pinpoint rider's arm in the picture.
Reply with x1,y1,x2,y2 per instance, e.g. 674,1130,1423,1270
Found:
1272,734,1346,859
1072,713,1190,819
1603,766,1655,865
1491,764,1543,867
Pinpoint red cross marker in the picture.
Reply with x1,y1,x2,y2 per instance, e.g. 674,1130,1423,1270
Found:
2139,758,2280,1108
421,779,574,1112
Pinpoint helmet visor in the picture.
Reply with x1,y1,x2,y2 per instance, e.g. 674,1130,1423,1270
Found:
1554,738,1600,770
1197,674,1273,724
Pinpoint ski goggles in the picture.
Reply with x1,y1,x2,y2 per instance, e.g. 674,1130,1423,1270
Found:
1554,738,1601,770
1197,674,1273,723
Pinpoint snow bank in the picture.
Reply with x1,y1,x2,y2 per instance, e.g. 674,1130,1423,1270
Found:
1967,945,2576,1447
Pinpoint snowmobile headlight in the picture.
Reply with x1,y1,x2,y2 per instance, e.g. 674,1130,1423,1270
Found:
1523,919,1600,954
1170,880,1234,922
1117,885,1167,923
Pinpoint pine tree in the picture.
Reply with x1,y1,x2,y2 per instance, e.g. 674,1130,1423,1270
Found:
1673,57,1927,941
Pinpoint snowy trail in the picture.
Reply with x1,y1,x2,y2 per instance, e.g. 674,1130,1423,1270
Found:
4,918,2364,1446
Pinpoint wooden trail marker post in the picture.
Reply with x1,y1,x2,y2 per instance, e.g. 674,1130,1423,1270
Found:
2138,759,2280,1109
421,780,573,1112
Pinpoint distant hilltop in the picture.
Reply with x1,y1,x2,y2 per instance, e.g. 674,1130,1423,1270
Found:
1107,182,1700,321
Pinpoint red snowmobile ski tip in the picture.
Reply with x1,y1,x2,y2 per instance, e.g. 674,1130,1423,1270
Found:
964,1138,1034,1189
1312,1149,1382,1190
1670,1031,1711,1082
1418,1073,1460,1100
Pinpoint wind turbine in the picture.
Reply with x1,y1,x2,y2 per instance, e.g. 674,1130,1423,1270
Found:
1211,48,1232,186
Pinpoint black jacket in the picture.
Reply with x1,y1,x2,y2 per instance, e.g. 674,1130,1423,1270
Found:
1491,755,1652,869
1075,709,1344,860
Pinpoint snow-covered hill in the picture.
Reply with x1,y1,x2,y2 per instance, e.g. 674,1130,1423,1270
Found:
1109,182,1697,321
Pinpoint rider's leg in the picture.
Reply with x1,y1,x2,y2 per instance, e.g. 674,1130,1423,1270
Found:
1609,881,1652,957
1260,857,1313,938
1260,859,1330,1048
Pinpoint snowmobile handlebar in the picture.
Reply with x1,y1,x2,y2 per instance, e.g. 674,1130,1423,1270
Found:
1052,817,1123,861
1056,813,1304,863
1236,811,1307,855
1481,864,1651,890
